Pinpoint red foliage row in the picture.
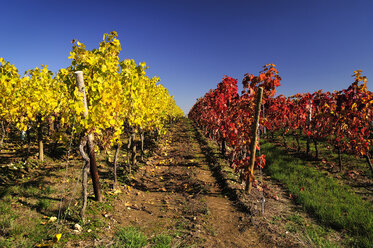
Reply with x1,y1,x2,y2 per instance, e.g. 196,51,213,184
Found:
265,70,373,168
190,66,373,182
188,64,281,183
265,70,373,170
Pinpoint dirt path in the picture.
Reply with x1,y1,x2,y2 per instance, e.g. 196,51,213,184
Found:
112,119,265,247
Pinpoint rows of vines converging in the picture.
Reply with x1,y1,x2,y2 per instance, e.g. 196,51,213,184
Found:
0,31,184,212
188,65,373,192
188,64,281,191
264,70,373,172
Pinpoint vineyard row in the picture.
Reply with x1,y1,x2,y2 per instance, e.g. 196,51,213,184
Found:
188,65,373,190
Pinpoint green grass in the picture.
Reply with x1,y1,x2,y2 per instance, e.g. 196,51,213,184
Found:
113,227,148,248
40,185,54,195
111,227,174,248
278,132,372,177
36,198,51,211
0,194,52,248
305,225,340,248
151,234,172,248
262,141,373,247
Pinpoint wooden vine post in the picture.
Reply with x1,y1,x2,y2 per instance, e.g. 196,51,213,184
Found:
246,87,264,193
365,154,373,175
306,100,312,155
140,128,145,161
75,71,102,207
37,116,44,161
0,121,5,147
262,104,266,135
113,143,120,189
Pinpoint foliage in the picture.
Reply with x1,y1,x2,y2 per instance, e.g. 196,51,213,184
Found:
188,64,281,184
264,70,373,168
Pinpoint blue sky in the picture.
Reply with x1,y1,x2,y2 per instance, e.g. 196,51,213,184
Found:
1,0,372,114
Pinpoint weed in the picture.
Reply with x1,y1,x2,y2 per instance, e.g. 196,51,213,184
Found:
0,217,13,234
8,223,24,236
152,234,172,248
287,214,304,225
36,198,50,211
285,222,297,233
0,200,11,214
305,225,339,248
113,227,148,248
270,215,281,224
24,186,39,196
40,185,54,195
8,185,21,195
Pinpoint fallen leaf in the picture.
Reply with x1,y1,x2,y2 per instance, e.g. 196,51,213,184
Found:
113,189,122,194
48,216,57,223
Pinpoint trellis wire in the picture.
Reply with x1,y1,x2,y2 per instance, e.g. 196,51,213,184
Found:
55,115,83,233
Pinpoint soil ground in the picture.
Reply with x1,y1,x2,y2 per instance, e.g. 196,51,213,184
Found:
108,120,266,247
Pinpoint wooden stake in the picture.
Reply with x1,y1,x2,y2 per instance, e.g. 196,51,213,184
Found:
37,116,44,161
365,154,373,175
79,136,90,221
113,144,120,189
0,121,5,147
38,127,44,161
306,100,312,156
140,129,144,161
131,132,137,173
75,71,102,202
246,87,264,193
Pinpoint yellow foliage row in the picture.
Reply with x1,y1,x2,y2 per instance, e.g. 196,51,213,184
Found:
0,31,184,148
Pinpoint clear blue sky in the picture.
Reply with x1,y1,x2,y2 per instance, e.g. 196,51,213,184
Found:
2,0,372,114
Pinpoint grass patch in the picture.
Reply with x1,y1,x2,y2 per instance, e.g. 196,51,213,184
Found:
278,133,372,177
23,185,39,196
113,227,148,248
112,227,174,248
40,185,54,195
262,141,373,247
0,197,52,248
36,198,51,211
152,234,172,248
305,225,339,248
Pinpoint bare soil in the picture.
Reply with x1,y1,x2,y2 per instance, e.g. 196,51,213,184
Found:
109,120,266,247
